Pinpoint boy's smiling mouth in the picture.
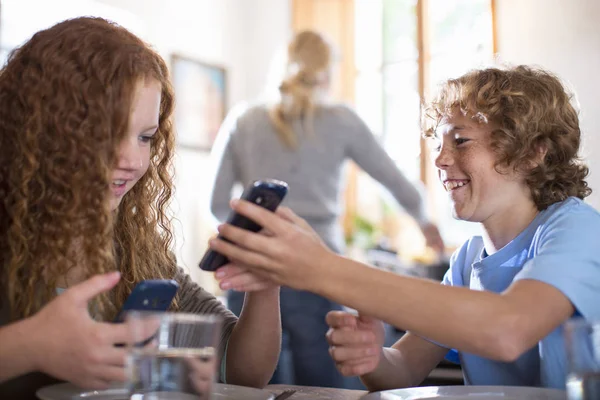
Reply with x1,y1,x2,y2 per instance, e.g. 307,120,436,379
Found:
443,179,470,191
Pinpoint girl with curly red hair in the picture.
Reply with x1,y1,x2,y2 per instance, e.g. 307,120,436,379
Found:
0,17,280,399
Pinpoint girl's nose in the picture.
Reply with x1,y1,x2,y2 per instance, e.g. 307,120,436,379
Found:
116,139,142,170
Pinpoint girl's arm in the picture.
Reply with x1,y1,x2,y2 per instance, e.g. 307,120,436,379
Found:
224,288,281,387
0,318,38,383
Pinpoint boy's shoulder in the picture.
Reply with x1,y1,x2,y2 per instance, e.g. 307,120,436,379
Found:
538,197,600,234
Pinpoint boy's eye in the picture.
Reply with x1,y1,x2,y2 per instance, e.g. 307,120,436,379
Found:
455,138,470,146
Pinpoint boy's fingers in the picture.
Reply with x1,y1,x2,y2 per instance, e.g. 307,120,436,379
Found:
230,199,290,235
326,311,358,328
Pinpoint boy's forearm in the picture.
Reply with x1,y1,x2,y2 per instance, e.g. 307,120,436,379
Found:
360,347,415,391
0,317,40,383
309,255,509,359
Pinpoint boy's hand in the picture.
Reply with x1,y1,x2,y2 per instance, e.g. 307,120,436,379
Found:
325,311,386,376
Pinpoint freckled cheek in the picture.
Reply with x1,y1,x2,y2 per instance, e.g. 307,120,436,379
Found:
140,149,152,176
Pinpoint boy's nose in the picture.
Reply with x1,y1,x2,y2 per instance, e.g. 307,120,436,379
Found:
434,146,453,169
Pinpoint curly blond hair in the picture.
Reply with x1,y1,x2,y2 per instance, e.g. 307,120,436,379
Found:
0,17,178,321
423,65,591,210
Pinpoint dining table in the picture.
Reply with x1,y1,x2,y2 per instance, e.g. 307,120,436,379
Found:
35,381,569,399
266,383,368,399
265,384,568,400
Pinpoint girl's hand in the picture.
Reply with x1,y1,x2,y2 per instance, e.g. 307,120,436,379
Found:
215,264,278,292
208,201,335,291
29,272,154,389
325,311,386,376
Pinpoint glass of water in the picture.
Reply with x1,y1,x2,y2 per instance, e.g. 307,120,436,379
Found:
565,318,600,400
124,312,222,400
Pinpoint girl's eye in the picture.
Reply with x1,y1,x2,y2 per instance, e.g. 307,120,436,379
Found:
455,138,470,146
140,135,155,144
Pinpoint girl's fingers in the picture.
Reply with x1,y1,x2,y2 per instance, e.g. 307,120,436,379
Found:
218,271,272,291
102,347,129,367
214,264,245,279
95,365,127,383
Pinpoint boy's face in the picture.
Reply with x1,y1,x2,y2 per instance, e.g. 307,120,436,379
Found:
431,113,533,225
109,79,161,211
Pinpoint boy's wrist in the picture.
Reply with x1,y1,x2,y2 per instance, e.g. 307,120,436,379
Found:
308,250,343,295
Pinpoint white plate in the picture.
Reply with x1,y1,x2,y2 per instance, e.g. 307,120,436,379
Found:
36,382,274,400
361,385,567,400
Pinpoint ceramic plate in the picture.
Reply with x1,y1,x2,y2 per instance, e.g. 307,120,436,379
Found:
361,385,567,400
37,382,274,400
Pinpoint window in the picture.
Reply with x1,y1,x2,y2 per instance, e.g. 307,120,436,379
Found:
353,0,494,252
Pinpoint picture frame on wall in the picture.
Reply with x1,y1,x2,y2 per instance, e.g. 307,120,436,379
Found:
171,54,227,151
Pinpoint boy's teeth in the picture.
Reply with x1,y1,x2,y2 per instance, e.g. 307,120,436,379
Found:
113,180,125,185
445,181,468,191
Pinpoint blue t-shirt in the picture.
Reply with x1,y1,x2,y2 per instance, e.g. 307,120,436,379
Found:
441,197,600,389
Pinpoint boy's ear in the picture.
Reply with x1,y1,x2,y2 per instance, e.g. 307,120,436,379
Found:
528,143,548,170
535,143,548,164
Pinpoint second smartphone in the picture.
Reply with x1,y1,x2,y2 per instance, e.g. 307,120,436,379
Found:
114,279,179,323
199,179,289,272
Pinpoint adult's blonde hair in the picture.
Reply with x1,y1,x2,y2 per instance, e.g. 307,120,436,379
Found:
0,17,178,321
423,65,591,210
268,30,333,148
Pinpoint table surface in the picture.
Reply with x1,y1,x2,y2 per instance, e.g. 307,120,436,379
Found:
265,384,567,400
266,384,368,400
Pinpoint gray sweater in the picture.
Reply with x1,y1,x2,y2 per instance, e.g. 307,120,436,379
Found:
209,103,429,253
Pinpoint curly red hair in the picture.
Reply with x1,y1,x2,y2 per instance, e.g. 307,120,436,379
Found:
423,65,591,210
0,17,177,320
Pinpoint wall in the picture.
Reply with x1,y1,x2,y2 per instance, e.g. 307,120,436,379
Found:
495,0,600,209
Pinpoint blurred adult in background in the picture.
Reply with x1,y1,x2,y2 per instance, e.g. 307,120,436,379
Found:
209,30,444,388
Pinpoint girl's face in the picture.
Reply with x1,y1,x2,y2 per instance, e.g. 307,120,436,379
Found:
109,80,161,211
432,113,534,227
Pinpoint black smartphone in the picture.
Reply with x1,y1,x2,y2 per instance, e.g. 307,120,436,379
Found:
199,179,289,272
114,279,179,323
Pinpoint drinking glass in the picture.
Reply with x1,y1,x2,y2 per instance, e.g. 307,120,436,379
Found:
125,312,222,400
565,318,600,400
